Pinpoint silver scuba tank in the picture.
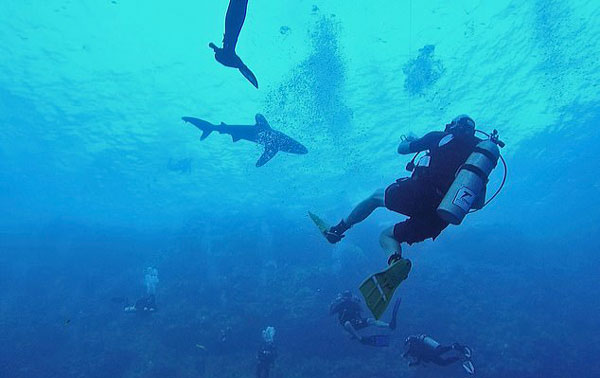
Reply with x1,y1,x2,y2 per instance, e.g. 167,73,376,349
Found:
422,335,440,350
437,139,500,225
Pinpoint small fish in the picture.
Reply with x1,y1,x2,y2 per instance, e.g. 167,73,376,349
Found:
65,319,71,325
195,344,207,351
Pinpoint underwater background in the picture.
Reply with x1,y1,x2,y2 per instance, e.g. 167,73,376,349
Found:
1,0,600,377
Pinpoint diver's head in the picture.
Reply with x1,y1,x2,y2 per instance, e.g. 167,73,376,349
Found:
445,115,475,137
420,44,435,55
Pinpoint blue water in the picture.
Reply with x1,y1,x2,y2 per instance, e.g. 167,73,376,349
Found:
1,1,599,377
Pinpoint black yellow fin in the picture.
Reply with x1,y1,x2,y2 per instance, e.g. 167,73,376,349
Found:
308,211,330,235
359,259,412,319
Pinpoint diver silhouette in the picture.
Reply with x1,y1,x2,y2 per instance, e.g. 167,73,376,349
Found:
209,0,258,88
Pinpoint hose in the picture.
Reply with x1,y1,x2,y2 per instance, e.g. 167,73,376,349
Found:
468,129,508,212
469,153,507,213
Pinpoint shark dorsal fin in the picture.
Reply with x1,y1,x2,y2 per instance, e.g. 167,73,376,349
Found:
255,114,271,129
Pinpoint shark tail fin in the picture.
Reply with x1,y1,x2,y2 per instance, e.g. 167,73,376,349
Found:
200,130,213,141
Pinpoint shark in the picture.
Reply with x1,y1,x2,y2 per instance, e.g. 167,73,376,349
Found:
182,114,308,167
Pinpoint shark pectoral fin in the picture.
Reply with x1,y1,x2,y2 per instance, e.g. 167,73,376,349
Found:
256,147,278,167
238,64,258,88
200,130,212,140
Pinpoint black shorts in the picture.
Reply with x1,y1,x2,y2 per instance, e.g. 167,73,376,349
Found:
384,178,449,244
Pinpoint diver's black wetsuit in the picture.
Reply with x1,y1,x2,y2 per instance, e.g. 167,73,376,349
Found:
223,0,248,52
329,294,369,330
256,341,277,378
385,131,481,244
403,335,465,367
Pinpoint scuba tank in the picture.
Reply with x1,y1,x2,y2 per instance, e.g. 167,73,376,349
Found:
437,130,504,225
421,335,440,350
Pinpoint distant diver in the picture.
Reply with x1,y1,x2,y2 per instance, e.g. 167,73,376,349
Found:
182,114,308,167
209,0,258,88
120,267,159,314
329,291,401,347
311,116,506,318
402,44,445,95
124,294,157,314
403,334,475,375
167,157,192,174
256,326,277,378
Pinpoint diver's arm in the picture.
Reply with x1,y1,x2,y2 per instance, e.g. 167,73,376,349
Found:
397,138,415,155
329,301,340,315
397,131,445,155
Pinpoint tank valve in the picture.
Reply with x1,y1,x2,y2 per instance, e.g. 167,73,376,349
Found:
490,129,505,148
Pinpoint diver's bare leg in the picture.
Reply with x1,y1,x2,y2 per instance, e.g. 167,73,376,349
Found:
344,189,385,226
327,189,385,243
343,321,363,341
367,318,390,328
380,226,402,258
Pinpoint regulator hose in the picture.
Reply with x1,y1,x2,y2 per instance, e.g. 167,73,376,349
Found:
468,129,507,212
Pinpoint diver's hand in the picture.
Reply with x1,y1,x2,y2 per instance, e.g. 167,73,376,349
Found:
401,132,418,143
398,133,417,155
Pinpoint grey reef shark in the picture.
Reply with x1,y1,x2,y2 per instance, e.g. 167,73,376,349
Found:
182,114,308,167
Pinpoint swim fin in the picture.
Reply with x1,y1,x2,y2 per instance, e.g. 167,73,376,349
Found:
360,334,390,347
308,212,346,243
462,360,475,375
308,211,328,232
463,345,472,359
389,297,402,330
359,259,412,319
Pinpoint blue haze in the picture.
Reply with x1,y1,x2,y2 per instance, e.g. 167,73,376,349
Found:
1,1,599,377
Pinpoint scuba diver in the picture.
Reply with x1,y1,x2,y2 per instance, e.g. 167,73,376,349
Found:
403,334,475,375
209,0,259,88
256,326,277,378
329,291,401,347
118,267,159,314
311,115,504,318
324,115,485,257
